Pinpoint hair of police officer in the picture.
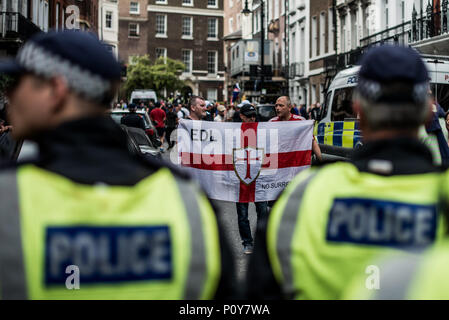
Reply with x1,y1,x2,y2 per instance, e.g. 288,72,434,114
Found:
353,87,429,130
189,95,205,110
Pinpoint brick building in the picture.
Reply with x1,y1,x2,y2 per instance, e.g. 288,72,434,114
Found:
119,0,225,101
308,0,334,105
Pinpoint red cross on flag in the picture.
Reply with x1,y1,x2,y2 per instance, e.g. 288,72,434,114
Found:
177,119,314,202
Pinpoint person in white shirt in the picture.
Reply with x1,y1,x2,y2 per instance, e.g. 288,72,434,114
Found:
214,105,226,122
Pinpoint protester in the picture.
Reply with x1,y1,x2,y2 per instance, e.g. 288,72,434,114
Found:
120,103,146,131
150,102,167,152
187,96,207,120
235,103,269,255
270,96,322,162
225,104,235,122
214,105,226,122
165,104,178,150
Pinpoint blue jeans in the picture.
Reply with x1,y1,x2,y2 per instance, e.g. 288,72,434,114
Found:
236,201,268,246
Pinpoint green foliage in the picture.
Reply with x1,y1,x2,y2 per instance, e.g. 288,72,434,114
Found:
123,55,186,99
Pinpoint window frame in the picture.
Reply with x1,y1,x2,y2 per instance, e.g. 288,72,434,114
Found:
181,16,193,39
156,14,167,38
182,0,193,7
207,18,218,40
105,11,113,29
182,49,193,73
207,0,218,9
207,50,218,74
128,23,140,37
130,1,140,14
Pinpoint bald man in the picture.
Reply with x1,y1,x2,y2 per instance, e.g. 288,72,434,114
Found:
270,96,322,162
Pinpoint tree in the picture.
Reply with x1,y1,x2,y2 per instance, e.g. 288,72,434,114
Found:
123,55,186,99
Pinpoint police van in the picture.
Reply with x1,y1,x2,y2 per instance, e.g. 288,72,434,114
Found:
315,56,449,160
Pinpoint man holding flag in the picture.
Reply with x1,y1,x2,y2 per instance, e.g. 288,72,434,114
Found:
235,103,268,255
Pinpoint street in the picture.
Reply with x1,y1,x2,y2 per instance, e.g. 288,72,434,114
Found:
162,145,258,284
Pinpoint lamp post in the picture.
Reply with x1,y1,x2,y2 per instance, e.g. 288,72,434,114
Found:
242,0,264,101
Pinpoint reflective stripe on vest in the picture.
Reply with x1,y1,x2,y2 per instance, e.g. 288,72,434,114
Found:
0,169,27,299
175,178,208,299
275,173,317,299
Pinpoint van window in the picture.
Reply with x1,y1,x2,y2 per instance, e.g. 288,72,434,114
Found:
430,83,449,111
331,87,356,122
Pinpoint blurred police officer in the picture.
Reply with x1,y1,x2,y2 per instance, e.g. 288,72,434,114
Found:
121,103,146,131
0,31,236,300
246,45,446,299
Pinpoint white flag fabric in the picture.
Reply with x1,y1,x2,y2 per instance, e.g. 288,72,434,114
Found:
177,119,314,202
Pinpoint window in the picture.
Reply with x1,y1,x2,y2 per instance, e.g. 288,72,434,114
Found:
207,18,217,38
182,49,192,73
207,0,217,8
311,16,317,57
207,51,217,74
237,14,241,29
156,15,167,36
130,2,139,14
156,48,167,60
106,11,112,29
182,16,192,37
207,88,217,101
229,0,233,8
328,9,334,52
330,87,356,121
311,84,317,104
56,2,59,30
320,12,325,55
129,23,139,37
182,0,193,5
156,0,168,4
229,18,233,34
62,6,65,29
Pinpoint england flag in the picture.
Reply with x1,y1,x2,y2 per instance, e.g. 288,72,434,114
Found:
177,119,314,202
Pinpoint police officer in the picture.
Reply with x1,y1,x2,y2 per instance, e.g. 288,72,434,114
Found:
0,31,236,300
246,45,446,300
121,103,146,131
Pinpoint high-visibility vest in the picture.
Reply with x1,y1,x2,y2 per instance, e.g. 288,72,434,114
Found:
0,164,221,300
342,238,449,300
267,162,446,300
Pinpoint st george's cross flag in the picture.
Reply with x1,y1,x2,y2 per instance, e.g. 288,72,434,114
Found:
177,119,314,202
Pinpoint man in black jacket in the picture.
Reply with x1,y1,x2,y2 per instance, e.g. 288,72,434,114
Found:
121,103,146,131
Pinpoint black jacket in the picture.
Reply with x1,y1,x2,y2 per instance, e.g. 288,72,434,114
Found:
246,137,442,299
8,116,238,299
120,112,146,131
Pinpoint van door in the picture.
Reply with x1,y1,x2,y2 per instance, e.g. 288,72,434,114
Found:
316,86,361,158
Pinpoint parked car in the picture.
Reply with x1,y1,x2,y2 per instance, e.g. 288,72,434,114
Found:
120,125,161,159
109,109,161,147
256,104,276,122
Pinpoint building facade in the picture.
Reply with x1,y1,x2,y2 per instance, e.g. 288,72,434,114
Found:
119,0,225,101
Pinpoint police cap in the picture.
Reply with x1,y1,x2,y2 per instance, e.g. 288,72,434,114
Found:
357,45,429,105
0,30,121,103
